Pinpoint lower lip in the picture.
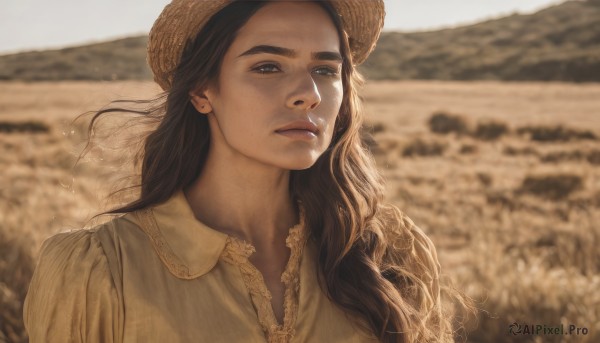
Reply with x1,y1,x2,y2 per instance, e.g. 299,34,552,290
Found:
276,129,317,140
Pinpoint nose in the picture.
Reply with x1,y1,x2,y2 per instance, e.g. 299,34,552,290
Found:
286,73,321,111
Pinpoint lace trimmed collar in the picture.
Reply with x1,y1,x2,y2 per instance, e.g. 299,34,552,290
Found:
131,191,306,280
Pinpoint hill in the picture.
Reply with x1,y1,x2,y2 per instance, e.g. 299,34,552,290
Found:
362,0,600,82
0,36,150,82
0,0,598,82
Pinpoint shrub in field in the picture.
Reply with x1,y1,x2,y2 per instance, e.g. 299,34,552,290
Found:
594,191,600,207
428,111,469,135
569,129,597,140
516,125,597,142
503,145,539,157
532,230,600,275
517,174,583,200
587,150,600,165
476,172,493,187
541,150,586,163
402,138,447,157
459,144,478,154
0,121,50,134
472,120,510,141
485,191,518,211
542,149,600,165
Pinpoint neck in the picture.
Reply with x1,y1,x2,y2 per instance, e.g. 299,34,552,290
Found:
183,146,299,250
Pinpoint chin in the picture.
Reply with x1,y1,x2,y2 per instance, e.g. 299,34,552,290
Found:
283,160,317,171
279,154,321,171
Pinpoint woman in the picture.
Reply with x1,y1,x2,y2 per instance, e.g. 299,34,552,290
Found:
24,1,459,342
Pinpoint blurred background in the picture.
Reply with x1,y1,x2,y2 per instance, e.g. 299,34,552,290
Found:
1,0,599,342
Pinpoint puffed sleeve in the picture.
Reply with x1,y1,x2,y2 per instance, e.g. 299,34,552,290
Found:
23,229,122,343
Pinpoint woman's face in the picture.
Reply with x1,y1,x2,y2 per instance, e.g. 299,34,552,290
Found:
195,1,344,171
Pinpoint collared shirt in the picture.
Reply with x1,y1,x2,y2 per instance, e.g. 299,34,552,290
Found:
23,191,378,342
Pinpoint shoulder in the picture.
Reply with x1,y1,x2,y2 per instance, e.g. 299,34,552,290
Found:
27,215,136,294
37,213,149,280
24,218,134,342
26,214,145,303
35,226,108,274
35,213,141,267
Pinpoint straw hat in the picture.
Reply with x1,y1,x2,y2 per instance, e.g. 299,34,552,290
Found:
148,0,385,90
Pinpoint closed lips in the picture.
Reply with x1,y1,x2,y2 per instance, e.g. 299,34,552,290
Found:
276,121,319,133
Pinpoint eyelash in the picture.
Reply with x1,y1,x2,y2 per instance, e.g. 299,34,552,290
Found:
252,63,340,77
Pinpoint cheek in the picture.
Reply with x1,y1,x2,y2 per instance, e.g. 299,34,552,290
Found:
321,82,344,129
223,77,284,116
211,79,281,142
332,86,344,117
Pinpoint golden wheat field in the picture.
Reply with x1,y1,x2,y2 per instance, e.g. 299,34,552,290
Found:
1,80,599,343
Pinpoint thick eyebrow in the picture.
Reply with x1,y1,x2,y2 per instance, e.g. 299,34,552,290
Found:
313,50,343,62
236,45,343,62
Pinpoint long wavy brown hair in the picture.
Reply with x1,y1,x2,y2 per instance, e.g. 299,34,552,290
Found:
84,1,465,342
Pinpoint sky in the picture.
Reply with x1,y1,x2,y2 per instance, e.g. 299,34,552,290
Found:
0,0,566,55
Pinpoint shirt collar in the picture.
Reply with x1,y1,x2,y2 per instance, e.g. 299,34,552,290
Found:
131,191,305,280
132,191,229,279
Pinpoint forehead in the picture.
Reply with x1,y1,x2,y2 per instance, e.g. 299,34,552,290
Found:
230,1,340,54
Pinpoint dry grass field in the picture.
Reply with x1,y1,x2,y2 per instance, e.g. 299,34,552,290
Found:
1,80,599,342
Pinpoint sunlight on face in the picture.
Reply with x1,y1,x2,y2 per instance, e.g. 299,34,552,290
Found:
204,1,343,170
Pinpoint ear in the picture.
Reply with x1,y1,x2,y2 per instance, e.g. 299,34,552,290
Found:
189,89,213,114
